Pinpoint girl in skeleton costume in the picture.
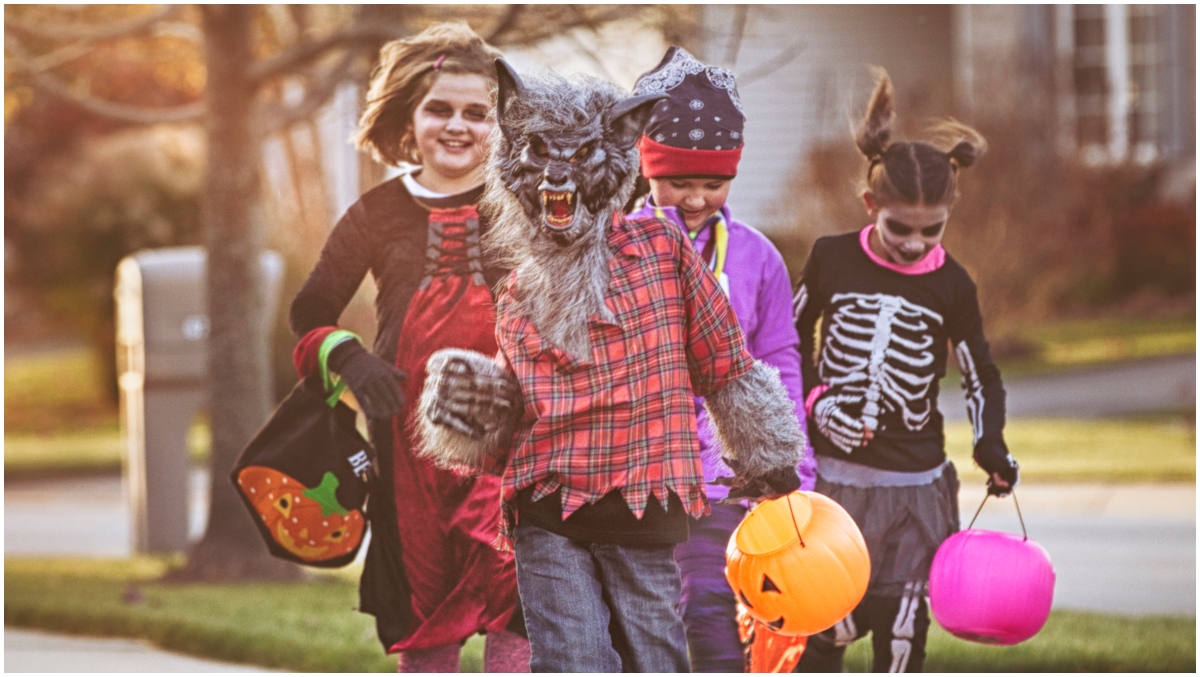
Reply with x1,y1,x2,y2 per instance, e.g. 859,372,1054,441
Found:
626,46,816,673
793,70,1019,673
289,24,528,673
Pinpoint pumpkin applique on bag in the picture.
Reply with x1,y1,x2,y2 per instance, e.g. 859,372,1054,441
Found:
231,330,374,568
237,467,366,562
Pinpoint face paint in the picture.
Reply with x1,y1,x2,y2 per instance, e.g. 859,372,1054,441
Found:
410,73,493,194
870,202,950,266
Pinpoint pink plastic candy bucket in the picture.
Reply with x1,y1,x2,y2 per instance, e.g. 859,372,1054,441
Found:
928,492,1055,645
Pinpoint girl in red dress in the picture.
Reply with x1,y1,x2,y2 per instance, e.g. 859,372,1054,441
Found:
290,23,527,673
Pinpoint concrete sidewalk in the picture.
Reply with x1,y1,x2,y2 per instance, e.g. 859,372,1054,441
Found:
4,628,280,673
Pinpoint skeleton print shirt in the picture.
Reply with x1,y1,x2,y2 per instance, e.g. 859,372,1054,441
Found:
793,226,1008,474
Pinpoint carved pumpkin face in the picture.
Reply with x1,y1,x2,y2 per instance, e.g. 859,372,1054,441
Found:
737,603,808,672
236,466,365,562
725,491,870,637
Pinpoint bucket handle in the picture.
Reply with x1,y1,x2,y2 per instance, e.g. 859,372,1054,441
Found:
966,489,1027,541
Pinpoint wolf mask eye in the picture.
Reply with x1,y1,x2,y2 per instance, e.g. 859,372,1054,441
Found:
569,142,595,164
529,136,549,160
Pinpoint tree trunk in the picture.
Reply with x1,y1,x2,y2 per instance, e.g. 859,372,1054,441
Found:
170,4,300,582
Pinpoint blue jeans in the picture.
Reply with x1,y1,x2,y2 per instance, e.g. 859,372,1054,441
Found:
513,522,690,672
675,503,747,672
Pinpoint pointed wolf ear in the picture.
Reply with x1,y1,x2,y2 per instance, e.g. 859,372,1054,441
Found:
495,58,526,142
606,93,668,151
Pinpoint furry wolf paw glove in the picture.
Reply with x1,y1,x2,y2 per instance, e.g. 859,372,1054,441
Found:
416,348,524,476
712,462,802,504
326,340,407,420
705,361,806,502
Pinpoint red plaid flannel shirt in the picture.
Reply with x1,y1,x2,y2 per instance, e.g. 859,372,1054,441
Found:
494,211,755,545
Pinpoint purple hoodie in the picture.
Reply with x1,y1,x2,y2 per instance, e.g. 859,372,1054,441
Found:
628,200,817,498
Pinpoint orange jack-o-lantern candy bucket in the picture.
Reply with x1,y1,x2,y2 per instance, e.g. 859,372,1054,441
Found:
726,491,870,637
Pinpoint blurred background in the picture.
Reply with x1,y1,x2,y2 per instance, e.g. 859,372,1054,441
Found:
4,4,1195,672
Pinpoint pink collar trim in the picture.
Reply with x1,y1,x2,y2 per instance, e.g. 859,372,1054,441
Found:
859,224,945,275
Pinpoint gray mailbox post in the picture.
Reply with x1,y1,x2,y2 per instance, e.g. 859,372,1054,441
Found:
115,246,283,553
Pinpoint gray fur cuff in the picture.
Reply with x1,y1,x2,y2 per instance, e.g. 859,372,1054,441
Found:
704,360,806,477
416,348,521,476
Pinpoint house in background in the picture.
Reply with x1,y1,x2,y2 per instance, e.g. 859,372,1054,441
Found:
293,5,1195,237
696,4,1195,234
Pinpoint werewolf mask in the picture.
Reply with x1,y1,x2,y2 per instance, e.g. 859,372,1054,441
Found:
487,58,664,248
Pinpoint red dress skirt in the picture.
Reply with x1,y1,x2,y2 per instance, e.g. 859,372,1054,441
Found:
388,205,517,651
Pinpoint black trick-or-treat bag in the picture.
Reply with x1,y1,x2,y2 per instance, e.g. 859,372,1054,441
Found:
231,330,375,568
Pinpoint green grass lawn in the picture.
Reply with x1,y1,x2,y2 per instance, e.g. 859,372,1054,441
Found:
5,557,1193,672
7,416,1193,484
945,417,1196,484
5,348,118,435
5,423,211,479
1019,315,1195,368
5,346,209,477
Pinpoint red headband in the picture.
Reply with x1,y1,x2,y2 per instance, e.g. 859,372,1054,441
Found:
637,135,742,179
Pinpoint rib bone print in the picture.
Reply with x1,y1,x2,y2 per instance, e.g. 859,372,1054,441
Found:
817,293,943,450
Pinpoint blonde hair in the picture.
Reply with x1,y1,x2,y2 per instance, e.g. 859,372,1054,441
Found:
854,67,987,207
355,22,502,167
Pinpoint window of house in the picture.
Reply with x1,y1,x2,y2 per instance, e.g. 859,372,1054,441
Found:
1068,4,1164,163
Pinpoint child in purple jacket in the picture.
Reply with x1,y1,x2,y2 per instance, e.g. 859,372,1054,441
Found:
627,46,817,672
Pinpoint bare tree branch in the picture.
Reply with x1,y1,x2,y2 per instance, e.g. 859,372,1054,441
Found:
19,39,94,72
6,34,204,124
739,40,807,86
248,23,402,84
567,32,618,82
4,5,177,42
151,21,204,43
490,5,631,48
261,48,364,134
485,4,525,43
724,5,749,69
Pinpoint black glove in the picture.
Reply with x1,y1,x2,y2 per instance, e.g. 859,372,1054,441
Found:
974,440,1019,497
712,463,801,504
326,340,407,420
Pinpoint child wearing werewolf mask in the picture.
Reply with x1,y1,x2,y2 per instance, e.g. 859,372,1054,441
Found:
793,69,1019,673
627,46,817,673
288,23,528,673
413,58,808,673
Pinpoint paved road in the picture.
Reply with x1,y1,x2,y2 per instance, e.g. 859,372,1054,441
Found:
941,354,1195,420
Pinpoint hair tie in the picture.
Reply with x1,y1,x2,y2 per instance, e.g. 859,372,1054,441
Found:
432,54,446,70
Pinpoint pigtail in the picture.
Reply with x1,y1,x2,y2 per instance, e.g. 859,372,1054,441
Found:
927,118,988,170
854,67,894,160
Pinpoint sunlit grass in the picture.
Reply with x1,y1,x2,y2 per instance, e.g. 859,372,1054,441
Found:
5,556,1193,673
4,348,117,434
1002,315,1195,374
5,346,209,477
945,417,1196,484
845,608,1195,672
7,416,1191,484
4,423,210,478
